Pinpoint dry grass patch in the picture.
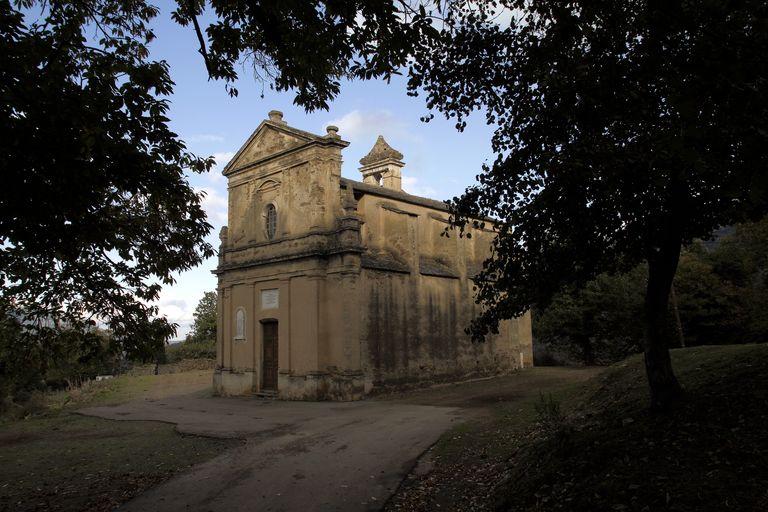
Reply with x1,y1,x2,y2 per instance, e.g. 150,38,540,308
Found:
0,367,237,512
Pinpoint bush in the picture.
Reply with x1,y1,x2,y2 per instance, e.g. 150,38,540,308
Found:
534,393,573,451
534,266,646,365
0,306,127,411
534,216,768,364
0,313,45,408
165,341,216,363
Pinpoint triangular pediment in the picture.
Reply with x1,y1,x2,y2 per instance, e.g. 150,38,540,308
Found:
223,121,318,174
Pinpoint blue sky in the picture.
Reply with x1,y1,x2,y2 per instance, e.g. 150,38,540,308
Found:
148,2,498,338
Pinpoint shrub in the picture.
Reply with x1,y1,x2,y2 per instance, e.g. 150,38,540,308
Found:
534,393,573,452
165,341,216,363
0,306,125,410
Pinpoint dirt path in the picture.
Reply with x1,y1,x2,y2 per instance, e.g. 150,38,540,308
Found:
80,367,597,512
384,367,600,511
375,366,597,409
81,398,459,511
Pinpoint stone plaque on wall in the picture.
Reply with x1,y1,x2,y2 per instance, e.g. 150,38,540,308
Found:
261,289,279,310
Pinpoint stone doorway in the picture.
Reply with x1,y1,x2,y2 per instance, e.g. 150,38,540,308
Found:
262,321,278,390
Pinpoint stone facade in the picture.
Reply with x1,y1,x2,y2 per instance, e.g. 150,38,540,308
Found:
213,111,533,400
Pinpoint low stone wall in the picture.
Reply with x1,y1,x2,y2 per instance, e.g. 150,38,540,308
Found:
127,358,216,376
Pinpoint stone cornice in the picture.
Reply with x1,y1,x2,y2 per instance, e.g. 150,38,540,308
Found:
221,223,360,255
214,223,364,275
212,244,364,275
224,136,348,177
340,178,500,227
341,177,449,211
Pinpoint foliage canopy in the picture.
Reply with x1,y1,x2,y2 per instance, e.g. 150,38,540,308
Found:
187,291,217,345
173,0,441,110
404,0,768,408
1,0,215,357
0,0,438,360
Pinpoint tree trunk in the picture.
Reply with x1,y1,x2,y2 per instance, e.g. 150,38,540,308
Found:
644,236,684,411
578,335,595,366
670,284,685,348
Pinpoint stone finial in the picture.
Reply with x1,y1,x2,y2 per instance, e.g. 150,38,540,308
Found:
326,125,340,138
359,135,404,166
268,110,286,124
218,226,228,263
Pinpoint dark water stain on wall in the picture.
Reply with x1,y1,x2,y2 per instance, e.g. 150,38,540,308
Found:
364,270,513,389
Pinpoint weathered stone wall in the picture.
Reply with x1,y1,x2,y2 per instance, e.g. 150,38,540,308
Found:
354,190,531,390
214,116,364,399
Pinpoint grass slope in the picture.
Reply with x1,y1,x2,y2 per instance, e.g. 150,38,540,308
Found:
387,344,768,512
385,368,600,511
496,344,768,512
45,368,214,411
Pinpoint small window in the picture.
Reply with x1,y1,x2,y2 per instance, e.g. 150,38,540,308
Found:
265,204,277,240
235,308,246,340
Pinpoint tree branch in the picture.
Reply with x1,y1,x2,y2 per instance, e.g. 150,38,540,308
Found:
185,0,214,78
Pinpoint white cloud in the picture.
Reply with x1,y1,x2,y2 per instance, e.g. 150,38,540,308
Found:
212,151,235,169
150,257,219,340
156,290,198,340
204,151,235,184
325,109,409,143
198,186,228,226
163,299,188,309
188,133,226,143
402,174,439,199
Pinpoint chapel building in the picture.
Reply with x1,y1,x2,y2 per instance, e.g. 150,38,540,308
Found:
213,111,533,400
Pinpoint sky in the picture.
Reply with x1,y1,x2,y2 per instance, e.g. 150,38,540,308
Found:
148,2,498,338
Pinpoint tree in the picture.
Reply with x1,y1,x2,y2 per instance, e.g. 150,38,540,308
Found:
673,245,744,347
7,1,766,410
172,0,441,110
535,216,768,362
695,217,768,344
188,291,217,345
1,0,216,358
402,1,768,410
0,300,121,406
535,268,646,365
184,1,765,409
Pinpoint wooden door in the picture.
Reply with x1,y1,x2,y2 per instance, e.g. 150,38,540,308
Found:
262,321,278,390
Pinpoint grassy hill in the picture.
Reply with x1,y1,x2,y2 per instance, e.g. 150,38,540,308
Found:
388,344,768,512
495,344,768,511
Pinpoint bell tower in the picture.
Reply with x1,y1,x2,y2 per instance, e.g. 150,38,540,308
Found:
358,135,404,190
